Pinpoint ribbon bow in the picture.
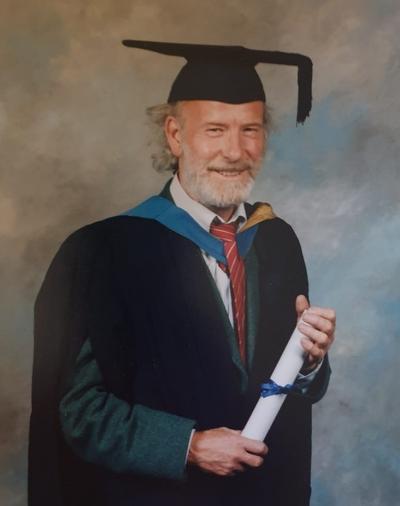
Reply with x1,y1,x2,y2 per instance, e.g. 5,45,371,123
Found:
260,379,298,398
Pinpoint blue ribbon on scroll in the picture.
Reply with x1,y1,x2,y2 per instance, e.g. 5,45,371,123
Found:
260,379,298,398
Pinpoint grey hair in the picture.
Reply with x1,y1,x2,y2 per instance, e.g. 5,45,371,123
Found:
146,101,272,173
146,102,181,173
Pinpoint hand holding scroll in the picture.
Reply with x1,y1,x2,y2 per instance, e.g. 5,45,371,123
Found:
188,428,268,476
242,295,336,441
296,295,336,372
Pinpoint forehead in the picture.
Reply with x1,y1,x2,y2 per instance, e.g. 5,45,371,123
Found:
179,100,265,125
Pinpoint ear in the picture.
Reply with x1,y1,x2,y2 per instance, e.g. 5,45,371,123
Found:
164,115,183,157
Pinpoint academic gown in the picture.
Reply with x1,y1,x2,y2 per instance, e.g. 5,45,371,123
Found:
29,182,330,506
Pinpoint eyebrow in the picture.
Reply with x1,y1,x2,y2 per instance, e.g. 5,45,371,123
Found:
242,122,264,128
202,122,226,127
202,121,264,127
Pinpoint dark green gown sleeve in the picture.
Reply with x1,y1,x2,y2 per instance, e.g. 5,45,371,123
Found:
59,338,196,481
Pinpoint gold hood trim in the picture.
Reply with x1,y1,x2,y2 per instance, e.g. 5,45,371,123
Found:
240,202,276,232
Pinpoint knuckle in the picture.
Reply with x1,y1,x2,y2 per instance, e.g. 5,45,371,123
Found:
320,331,328,343
324,321,332,333
225,463,235,474
255,456,263,467
257,444,265,454
313,344,321,355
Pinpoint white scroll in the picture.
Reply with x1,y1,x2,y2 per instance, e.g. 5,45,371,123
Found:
241,317,308,441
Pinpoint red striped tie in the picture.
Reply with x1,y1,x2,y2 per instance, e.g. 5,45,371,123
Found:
210,219,246,364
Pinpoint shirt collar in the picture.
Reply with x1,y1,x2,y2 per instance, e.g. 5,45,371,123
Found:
170,174,247,232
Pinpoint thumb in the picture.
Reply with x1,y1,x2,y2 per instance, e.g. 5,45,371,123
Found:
296,294,309,321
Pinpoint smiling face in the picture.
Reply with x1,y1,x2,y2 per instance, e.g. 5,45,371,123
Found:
164,100,266,214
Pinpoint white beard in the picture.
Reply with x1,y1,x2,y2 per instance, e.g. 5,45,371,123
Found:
178,142,263,209
181,167,257,208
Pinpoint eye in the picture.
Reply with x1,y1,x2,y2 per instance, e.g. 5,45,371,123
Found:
243,126,263,137
206,127,224,136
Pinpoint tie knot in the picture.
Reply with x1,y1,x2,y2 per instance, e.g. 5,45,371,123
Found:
209,219,238,242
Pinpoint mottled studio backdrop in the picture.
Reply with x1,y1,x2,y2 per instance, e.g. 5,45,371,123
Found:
1,1,399,505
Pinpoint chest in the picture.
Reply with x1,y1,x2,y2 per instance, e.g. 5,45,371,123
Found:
94,219,302,427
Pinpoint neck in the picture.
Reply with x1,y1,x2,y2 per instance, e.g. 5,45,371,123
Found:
207,205,237,222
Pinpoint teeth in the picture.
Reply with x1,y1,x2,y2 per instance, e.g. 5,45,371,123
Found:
217,170,242,176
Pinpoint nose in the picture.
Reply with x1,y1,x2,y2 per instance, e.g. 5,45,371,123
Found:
222,130,243,162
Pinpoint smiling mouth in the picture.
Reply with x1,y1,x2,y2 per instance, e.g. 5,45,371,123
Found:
208,168,248,177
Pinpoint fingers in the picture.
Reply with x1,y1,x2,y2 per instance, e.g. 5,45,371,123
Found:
297,304,336,360
306,305,336,322
241,452,264,468
241,438,268,469
299,324,330,358
242,438,268,456
299,323,330,347
302,311,335,334
300,337,325,362
228,462,245,475
188,428,268,477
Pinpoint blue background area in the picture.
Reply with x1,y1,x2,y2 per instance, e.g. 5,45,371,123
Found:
1,1,399,504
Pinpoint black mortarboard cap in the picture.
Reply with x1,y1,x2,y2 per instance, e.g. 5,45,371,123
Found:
122,40,313,124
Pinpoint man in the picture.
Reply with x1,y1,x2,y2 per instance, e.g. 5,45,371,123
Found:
29,41,335,506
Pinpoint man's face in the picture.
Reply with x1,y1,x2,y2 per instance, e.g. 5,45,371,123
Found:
167,100,266,209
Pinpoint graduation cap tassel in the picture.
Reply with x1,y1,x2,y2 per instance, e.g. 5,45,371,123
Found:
296,56,313,125
251,50,313,125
